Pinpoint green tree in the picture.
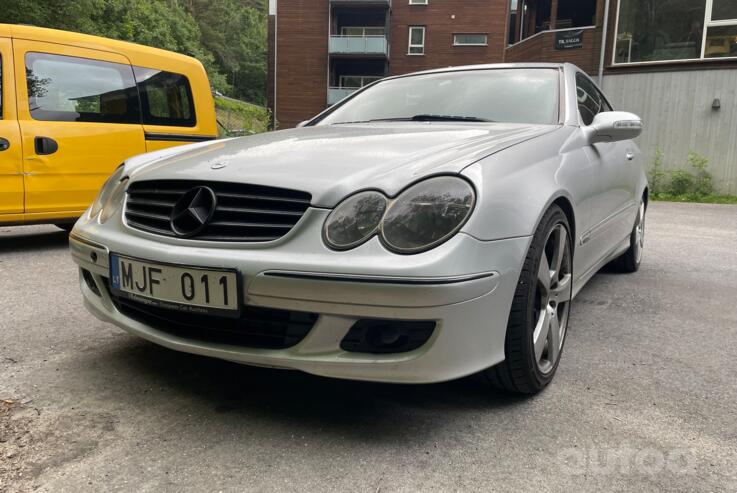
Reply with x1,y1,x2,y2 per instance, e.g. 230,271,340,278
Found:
0,0,268,101
188,0,267,103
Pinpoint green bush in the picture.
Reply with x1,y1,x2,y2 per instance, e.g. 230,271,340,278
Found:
214,96,270,136
667,170,695,196
687,150,714,196
651,150,717,198
649,148,667,195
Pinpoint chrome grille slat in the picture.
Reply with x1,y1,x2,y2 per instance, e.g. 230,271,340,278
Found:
216,206,304,216
127,198,178,208
208,221,293,229
124,180,311,242
126,209,170,221
216,192,311,204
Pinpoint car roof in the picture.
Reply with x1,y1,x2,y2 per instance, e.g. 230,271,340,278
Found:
387,62,578,80
0,23,203,70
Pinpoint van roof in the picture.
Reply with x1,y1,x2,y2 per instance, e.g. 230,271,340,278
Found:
0,23,203,70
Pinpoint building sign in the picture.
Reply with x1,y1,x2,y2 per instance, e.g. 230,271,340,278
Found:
555,30,584,50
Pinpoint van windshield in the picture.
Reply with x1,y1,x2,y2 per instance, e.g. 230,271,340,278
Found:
316,69,560,126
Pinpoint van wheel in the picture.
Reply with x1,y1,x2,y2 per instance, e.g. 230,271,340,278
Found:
483,205,573,394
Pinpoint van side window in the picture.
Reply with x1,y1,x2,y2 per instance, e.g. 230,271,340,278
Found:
25,52,140,124
575,73,612,126
134,67,196,127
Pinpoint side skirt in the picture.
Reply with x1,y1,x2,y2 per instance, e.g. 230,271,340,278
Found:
572,236,630,299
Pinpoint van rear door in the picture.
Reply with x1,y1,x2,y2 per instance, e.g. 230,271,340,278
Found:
0,37,24,217
132,64,217,152
13,39,146,216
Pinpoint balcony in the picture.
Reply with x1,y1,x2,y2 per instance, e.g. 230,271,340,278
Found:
329,0,390,5
329,35,388,56
328,87,359,105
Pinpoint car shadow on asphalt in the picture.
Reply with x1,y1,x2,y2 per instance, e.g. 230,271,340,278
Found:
0,227,69,253
85,335,532,435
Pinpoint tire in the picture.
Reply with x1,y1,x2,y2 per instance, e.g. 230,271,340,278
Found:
484,205,573,394
614,199,645,273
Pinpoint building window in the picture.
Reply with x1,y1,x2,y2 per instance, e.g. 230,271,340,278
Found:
409,0,428,4
512,0,596,44
25,52,140,124
614,0,737,64
408,27,426,55
454,34,488,46
705,0,737,58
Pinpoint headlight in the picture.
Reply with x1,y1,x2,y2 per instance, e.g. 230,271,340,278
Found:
324,191,387,249
90,166,127,223
380,176,475,254
323,176,475,254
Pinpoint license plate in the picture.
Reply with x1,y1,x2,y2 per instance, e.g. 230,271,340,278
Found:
110,254,240,317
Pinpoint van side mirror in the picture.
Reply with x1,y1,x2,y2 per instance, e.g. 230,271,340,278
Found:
296,120,310,128
586,111,643,144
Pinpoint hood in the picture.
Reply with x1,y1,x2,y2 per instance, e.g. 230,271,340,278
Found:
127,123,558,207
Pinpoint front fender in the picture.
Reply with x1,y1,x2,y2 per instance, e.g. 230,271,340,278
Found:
460,126,588,242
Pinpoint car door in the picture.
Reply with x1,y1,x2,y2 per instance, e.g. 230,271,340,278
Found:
575,73,635,267
13,39,146,216
0,37,24,217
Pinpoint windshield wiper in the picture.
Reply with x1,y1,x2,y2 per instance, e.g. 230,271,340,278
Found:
331,114,494,125
406,114,494,123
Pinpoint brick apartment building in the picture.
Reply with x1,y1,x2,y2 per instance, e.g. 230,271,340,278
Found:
268,0,737,193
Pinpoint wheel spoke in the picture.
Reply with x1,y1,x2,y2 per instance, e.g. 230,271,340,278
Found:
547,307,561,363
533,308,550,362
538,248,551,294
551,274,572,302
551,226,566,281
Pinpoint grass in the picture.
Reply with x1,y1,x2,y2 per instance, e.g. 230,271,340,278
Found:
652,193,737,205
214,95,271,137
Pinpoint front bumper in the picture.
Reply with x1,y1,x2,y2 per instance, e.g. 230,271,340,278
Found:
70,208,531,383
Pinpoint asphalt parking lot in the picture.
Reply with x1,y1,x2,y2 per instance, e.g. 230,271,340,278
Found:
1,201,736,492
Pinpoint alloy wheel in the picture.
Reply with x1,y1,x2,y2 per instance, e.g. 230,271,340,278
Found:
634,201,645,264
533,223,572,374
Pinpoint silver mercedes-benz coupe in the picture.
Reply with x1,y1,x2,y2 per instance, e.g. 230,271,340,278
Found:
70,63,647,394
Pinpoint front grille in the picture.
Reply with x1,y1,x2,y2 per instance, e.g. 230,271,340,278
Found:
125,180,312,242
111,291,318,350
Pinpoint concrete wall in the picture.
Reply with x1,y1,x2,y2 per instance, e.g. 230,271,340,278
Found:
603,69,737,195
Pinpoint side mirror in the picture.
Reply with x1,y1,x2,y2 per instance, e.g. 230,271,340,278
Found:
586,111,643,144
296,120,310,128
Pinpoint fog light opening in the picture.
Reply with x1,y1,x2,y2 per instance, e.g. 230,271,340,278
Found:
82,269,101,297
369,324,405,348
340,319,436,354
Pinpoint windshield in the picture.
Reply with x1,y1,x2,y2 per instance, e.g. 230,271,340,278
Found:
316,68,560,126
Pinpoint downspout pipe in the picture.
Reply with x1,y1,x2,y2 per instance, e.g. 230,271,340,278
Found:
598,0,611,87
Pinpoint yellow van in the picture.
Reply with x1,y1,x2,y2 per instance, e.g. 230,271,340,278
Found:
0,24,217,230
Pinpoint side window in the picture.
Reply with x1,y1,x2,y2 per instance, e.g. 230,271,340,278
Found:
575,73,612,126
134,67,196,127
25,52,140,124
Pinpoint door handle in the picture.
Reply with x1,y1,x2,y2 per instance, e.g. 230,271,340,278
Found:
625,150,635,161
35,136,59,155
0,138,9,151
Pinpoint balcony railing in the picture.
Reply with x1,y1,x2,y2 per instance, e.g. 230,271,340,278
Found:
329,35,388,55
330,0,390,4
328,87,359,105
